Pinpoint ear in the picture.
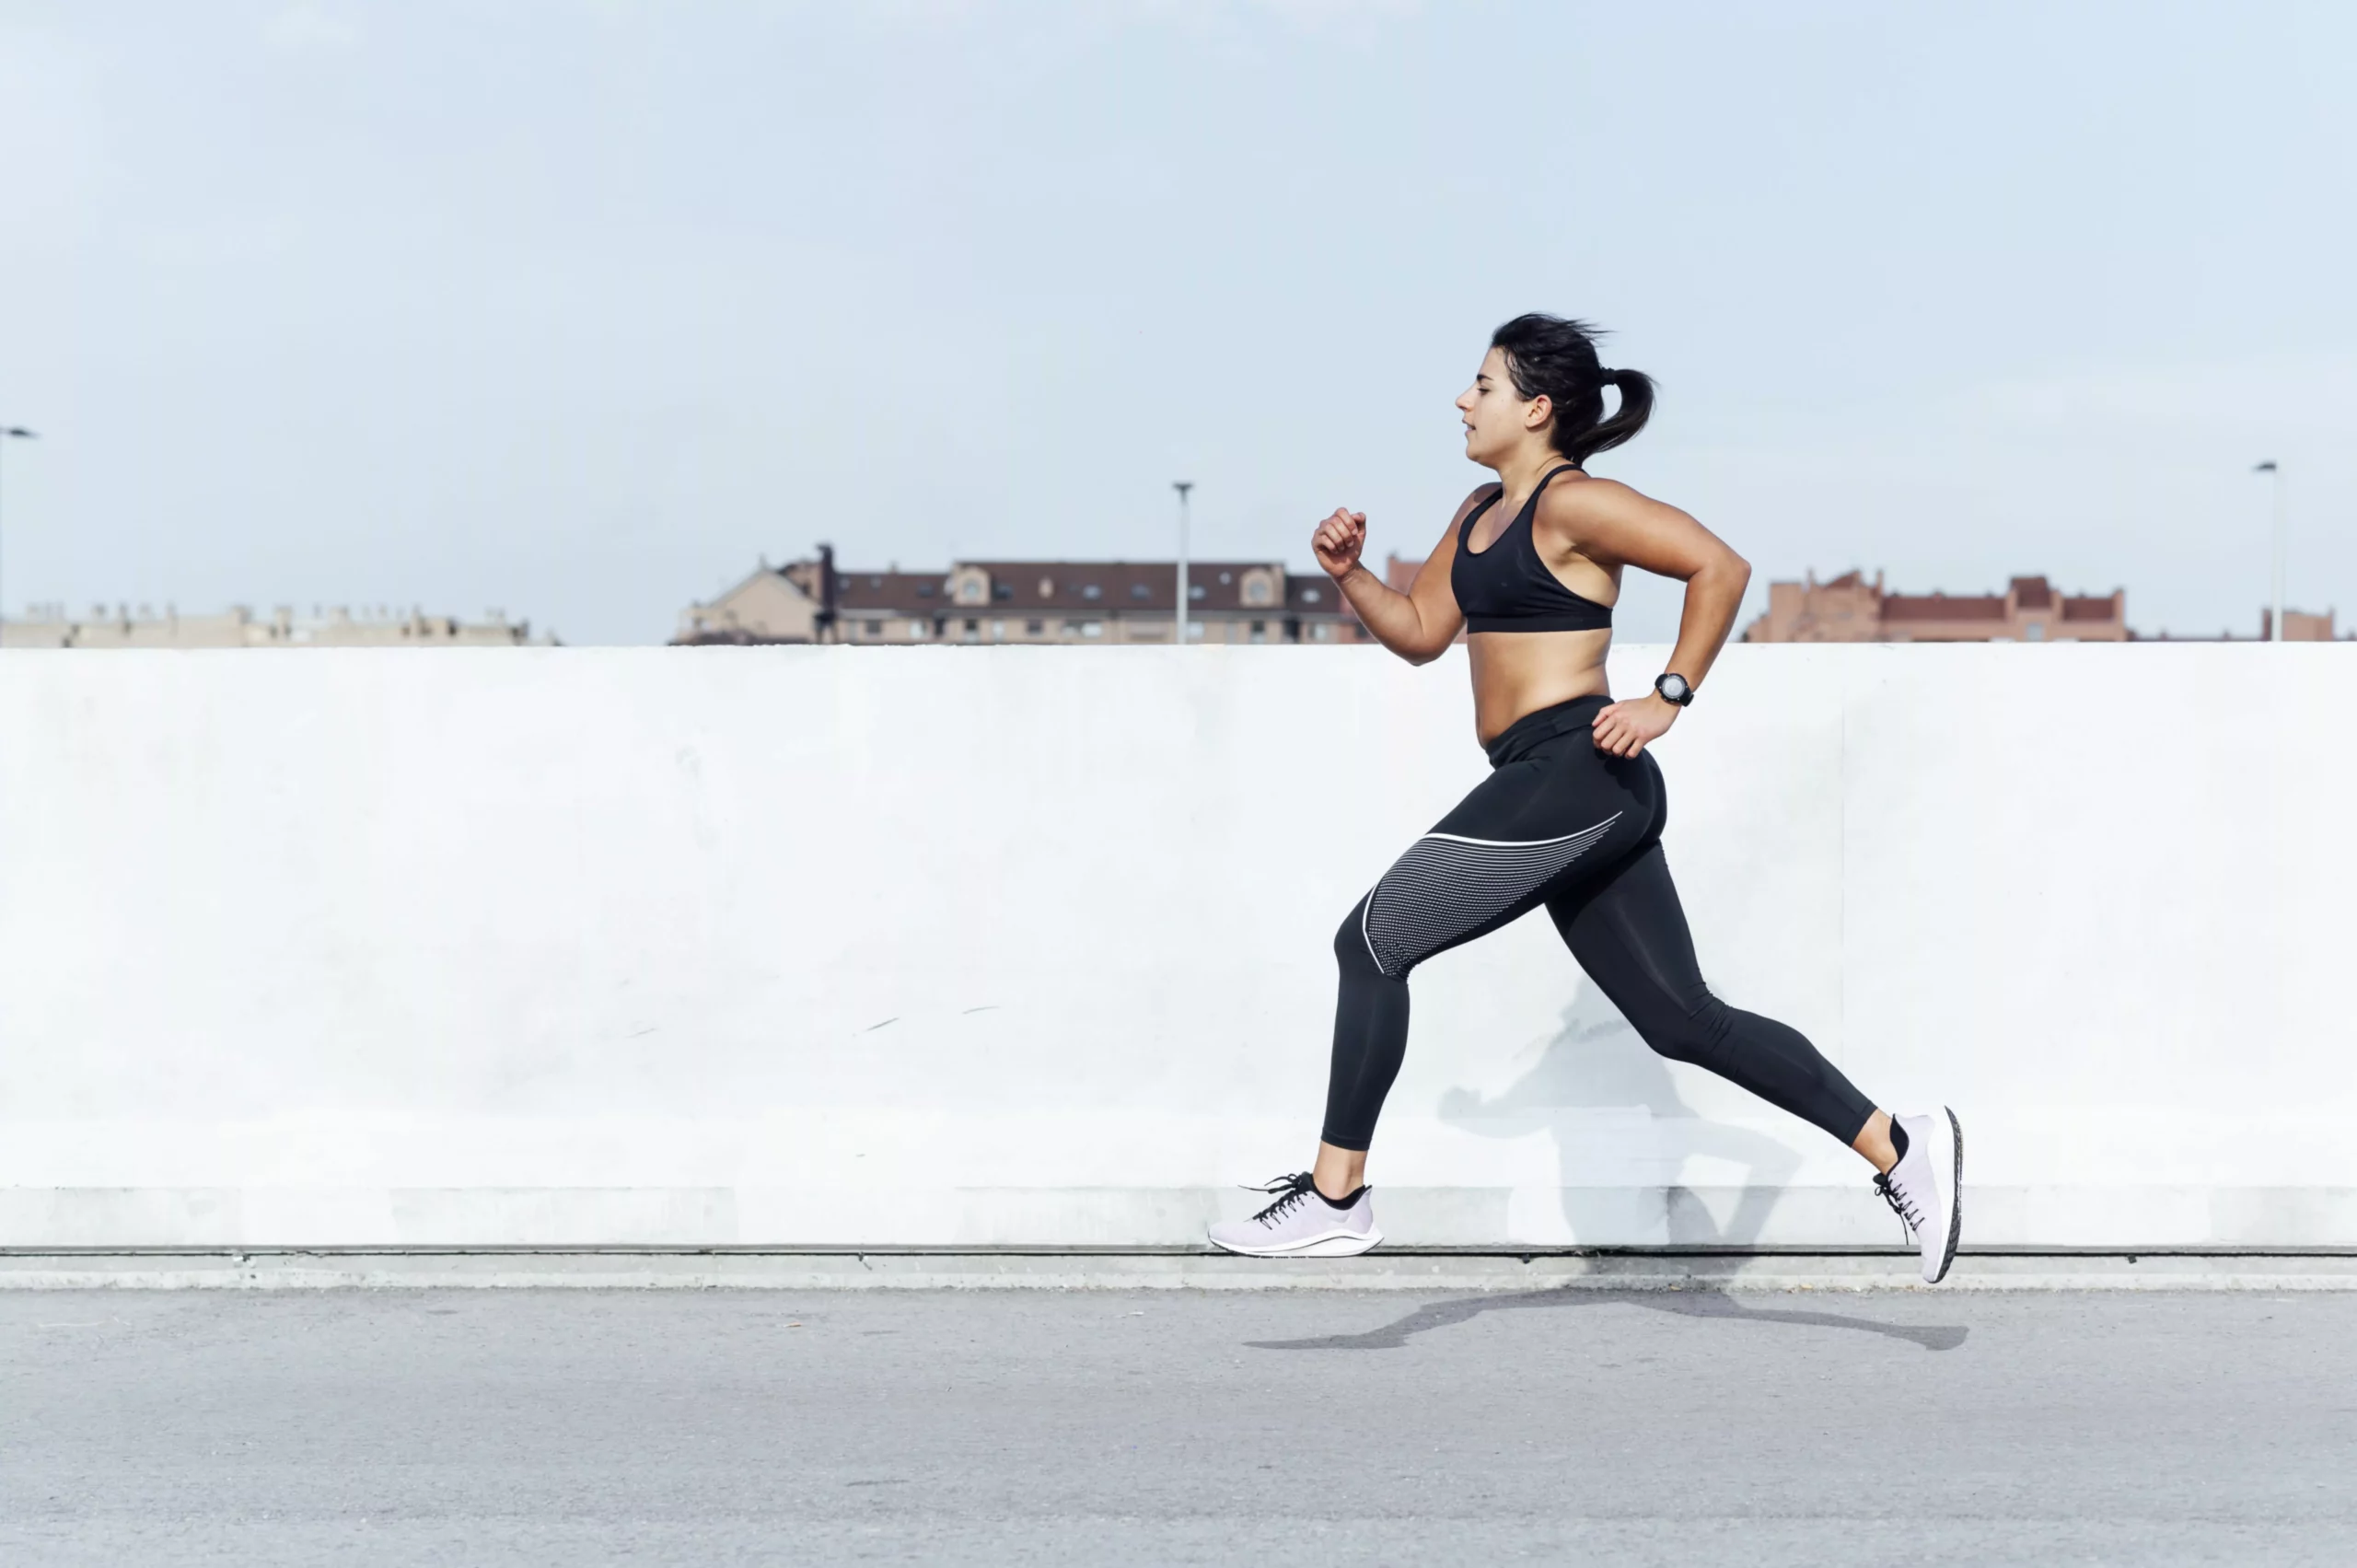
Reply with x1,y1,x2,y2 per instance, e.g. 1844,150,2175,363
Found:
1524,394,1552,431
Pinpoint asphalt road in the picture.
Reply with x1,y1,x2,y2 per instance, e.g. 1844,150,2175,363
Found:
4,1287,2351,1566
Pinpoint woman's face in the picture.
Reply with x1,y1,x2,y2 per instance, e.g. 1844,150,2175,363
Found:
1456,346,1548,467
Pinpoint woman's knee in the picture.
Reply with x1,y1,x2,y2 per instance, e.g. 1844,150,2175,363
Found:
1334,895,1384,978
1631,992,1729,1067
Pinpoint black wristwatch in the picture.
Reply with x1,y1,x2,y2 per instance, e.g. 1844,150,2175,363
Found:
1654,673,1694,706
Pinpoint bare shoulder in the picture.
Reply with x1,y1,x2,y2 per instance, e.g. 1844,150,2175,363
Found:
1428,482,1504,562
1537,472,1731,575
1452,480,1504,524
1540,473,1651,519
1538,473,1697,538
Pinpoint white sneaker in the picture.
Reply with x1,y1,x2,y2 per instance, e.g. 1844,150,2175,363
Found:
1877,1108,1963,1283
1207,1172,1382,1258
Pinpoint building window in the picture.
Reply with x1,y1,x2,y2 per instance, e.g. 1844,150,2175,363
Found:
909,620,929,639
1081,621,1104,638
1310,623,1330,641
1249,621,1267,643
1082,584,1103,600
863,620,881,637
2024,621,2046,641
1189,584,1205,600
1025,619,1043,635
1301,587,1321,603
993,582,1013,601
963,618,980,640
1218,572,1232,584
918,584,936,598
990,620,1005,640
1130,583,1151,600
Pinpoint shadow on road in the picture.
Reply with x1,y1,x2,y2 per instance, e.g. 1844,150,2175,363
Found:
1247,1288,1968,1353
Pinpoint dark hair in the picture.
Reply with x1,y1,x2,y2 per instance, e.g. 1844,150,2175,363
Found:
1488,314,1655,466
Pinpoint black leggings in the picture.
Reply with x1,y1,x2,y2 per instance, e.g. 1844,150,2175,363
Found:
1322,694,1877,1153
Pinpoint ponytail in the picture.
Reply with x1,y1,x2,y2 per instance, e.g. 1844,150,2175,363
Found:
1579,366,1655,464
1488,314,1656,466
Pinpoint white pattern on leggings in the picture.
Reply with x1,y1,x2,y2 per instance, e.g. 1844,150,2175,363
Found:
1360,814,1622,980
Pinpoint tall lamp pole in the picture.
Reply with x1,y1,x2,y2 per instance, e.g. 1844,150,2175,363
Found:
1173,481,1193,647
0,425,39,636
2254,460,2283,642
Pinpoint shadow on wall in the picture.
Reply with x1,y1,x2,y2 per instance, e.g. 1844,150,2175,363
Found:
1437,985,1799,1247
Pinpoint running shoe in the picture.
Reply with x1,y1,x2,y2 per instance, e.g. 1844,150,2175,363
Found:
1876,1107,1963,1283
1206,1172,1382,1258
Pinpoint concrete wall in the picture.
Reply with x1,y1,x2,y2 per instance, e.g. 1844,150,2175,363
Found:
3,644,2352,1249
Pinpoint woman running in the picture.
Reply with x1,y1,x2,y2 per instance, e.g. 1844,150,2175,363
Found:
1207,315,1962,1283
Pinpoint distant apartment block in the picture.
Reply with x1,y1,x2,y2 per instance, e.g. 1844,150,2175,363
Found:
1742,571,2129,643
676,549,1375,645
1,603,555,649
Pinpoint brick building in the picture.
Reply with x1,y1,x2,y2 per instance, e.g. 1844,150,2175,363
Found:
675,550,1376,645
1742,571,2129,643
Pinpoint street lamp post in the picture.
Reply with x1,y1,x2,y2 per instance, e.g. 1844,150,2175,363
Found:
2254,460,2283,642
0,425,39,636
1173,481,1193,647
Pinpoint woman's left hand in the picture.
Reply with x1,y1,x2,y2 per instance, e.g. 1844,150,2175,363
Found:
1591,693,1679,758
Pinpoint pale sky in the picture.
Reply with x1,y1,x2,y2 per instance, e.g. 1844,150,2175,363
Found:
3,0,2352,644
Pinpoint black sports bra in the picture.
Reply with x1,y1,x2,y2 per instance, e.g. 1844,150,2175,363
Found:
1450,464,1614,633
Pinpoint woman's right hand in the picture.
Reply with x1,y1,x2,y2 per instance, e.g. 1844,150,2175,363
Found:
1312,508,1367,582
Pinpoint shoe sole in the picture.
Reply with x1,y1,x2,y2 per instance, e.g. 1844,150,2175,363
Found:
1924,1107,1963,1284
1208,1227,1384,1260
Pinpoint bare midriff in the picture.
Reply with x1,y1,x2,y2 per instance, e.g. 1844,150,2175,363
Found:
1469,626,1614,748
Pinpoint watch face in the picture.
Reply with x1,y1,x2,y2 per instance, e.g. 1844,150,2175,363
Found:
1658,674,1690,703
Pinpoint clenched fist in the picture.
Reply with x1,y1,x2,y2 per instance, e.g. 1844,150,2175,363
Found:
1312,508,1368,582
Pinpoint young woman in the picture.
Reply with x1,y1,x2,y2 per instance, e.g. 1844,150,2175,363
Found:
1207,315,1962,1283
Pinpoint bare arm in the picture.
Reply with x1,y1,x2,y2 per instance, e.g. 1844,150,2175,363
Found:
1539,480,1753,756
1310,491,1484,666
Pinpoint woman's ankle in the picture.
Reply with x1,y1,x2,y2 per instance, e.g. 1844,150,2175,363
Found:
1852,1109,1899,1175
1312,1142,1367,1202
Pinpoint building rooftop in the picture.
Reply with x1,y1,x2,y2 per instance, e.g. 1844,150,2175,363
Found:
951,561,1290,616
1881,594,2008,622
834,572,952,617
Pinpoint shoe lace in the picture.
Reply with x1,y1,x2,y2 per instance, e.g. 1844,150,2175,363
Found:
1875,1170,1925,1236
1242,1172,1318,1226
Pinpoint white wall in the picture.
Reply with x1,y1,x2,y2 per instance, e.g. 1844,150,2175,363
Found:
3,644,2352,1250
